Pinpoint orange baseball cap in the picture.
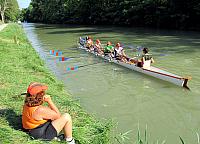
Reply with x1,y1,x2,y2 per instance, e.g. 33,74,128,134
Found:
27,82,48,95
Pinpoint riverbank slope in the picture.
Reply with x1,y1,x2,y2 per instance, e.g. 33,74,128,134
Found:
0,24,111,144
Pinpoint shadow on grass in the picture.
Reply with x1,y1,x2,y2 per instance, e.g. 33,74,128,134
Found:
0,108,22,131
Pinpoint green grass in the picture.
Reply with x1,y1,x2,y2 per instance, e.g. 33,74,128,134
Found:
0,24,112,144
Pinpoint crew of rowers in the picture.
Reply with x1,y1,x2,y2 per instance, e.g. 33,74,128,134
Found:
80,36,154,68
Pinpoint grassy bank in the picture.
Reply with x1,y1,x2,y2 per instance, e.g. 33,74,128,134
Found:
0,24,111,144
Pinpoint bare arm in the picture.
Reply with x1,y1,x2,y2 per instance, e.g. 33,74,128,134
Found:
142,57,145,62
122,50,126,57
44,95,60,115
32,95,61,121
151,57,155,63
33,106,60,121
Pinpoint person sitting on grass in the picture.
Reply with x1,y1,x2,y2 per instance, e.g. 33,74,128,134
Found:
22,82,75,144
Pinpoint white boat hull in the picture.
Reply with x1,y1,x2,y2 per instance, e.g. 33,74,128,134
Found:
78,43,190,89
113,60,187,87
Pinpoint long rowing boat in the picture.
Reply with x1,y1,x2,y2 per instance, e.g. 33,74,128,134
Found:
78,37,191,89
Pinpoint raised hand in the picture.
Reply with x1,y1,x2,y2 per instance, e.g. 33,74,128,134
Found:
43,94,52,103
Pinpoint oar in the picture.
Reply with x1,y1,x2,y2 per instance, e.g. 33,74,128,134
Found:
62,51,79,54
59,57,71,61
67,47,79,50
65,62,102,72
122,43,147,52
65,57,110,73
49,50,78,56
49,50,62,56
58,56,81,61
48,49,80,55
153,53,168,57
122,44,168,57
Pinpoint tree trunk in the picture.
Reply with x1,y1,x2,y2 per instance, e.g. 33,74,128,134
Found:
0,0,7,23
1,11,5,23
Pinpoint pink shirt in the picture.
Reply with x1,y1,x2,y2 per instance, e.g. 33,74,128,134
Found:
115,47,123,55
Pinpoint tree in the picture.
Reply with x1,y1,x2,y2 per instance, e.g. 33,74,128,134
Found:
0,0,8,23
5,0,19,22
22,0,200,30
0,0,19,23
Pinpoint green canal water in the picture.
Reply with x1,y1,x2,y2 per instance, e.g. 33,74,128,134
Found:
23,23,200,144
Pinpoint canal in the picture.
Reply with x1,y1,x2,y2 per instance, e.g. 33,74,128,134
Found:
23,23,200,144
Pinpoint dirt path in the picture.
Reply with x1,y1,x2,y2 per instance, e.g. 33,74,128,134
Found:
0,24,8,32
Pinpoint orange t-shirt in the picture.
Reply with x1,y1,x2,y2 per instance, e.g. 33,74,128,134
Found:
22,105,47,129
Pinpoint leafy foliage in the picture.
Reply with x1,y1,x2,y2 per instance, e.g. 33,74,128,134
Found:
0,0,19,23
21,0,200,30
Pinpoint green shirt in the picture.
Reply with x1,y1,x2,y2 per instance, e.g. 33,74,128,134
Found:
104,45,114,53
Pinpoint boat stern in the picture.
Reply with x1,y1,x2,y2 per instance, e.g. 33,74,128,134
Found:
182,76,192,90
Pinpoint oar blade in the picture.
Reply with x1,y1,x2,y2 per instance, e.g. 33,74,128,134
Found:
58,57,71,61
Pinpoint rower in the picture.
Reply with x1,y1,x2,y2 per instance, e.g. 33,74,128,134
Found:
79,37,86,47
114,42,128,62
86,36,94,51
94,39,104,55
137,47,154,69
104,41,114,57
